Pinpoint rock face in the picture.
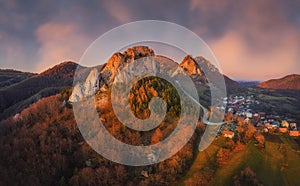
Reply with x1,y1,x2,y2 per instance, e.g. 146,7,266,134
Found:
70,46,156,102
124,46,155,60
69,68,99,102
180,55,204,76
69,83,85,103
114,57,160,84
195,56,219,73
155,55,178,73
98,52,126,90
98,46,155,91
69,46,247,103
173,55,208,84
173,54,247,94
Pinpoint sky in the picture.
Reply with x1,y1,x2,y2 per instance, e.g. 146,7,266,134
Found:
0,0,300,81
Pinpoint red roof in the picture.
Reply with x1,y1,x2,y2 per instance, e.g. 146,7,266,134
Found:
289,131,299,136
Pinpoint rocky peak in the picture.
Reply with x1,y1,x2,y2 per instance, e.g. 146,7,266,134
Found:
124,46,155,61
69,68,99,102
179,55,204,76
194,56,219,73
172,55,207,84
103,46,155,73
97,46,156,91
106,52,125,69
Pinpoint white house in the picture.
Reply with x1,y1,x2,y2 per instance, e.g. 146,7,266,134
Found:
290,123,297,130
223,131,235,139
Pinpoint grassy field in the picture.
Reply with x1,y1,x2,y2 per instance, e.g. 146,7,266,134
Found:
177,137,224,185
179,134,300,186
258,94,297,103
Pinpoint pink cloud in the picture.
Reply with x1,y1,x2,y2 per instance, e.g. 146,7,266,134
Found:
35,22,91,72
189,0,300,80
1,0,17,9
210,30,300,81
189,0,232,12
103,1,132,23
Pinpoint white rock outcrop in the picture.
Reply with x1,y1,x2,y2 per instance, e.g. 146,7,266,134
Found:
69,68,99,102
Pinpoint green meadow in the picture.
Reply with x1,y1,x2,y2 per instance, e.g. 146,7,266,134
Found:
179,134,300,186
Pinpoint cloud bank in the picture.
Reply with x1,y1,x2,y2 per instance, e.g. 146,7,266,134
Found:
0,0,299,81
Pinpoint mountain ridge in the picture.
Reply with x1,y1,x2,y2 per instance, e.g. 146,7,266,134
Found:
0,69,35,89
0,61,79,120
2,46,298,120
257,74,300,90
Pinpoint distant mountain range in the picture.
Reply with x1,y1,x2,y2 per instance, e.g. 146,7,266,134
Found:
238,81,260,87
257,74,300,90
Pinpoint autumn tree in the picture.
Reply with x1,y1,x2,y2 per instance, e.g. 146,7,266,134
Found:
234,167,263,186
236,119,256,143
151,128,163,144
254,132,265,148
217,148,231,166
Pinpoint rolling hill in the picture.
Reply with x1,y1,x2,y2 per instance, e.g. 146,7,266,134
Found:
0,69,35,89
0,62,79,120
257,74,300,90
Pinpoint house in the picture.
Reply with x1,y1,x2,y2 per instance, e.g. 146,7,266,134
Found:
259,112,266,120
281,120,289,128
279,127,288,133
272,121,279,126
223,131,235,139
271,124,278,128
244,117,250,124
289,131,299,137
290,123,297,130
245,112,253,118
264,123,272,129
263,128,269,133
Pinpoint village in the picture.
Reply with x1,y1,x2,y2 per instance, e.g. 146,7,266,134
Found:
219,95,299,139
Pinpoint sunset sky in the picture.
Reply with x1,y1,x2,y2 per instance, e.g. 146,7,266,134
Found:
0,0,300,81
